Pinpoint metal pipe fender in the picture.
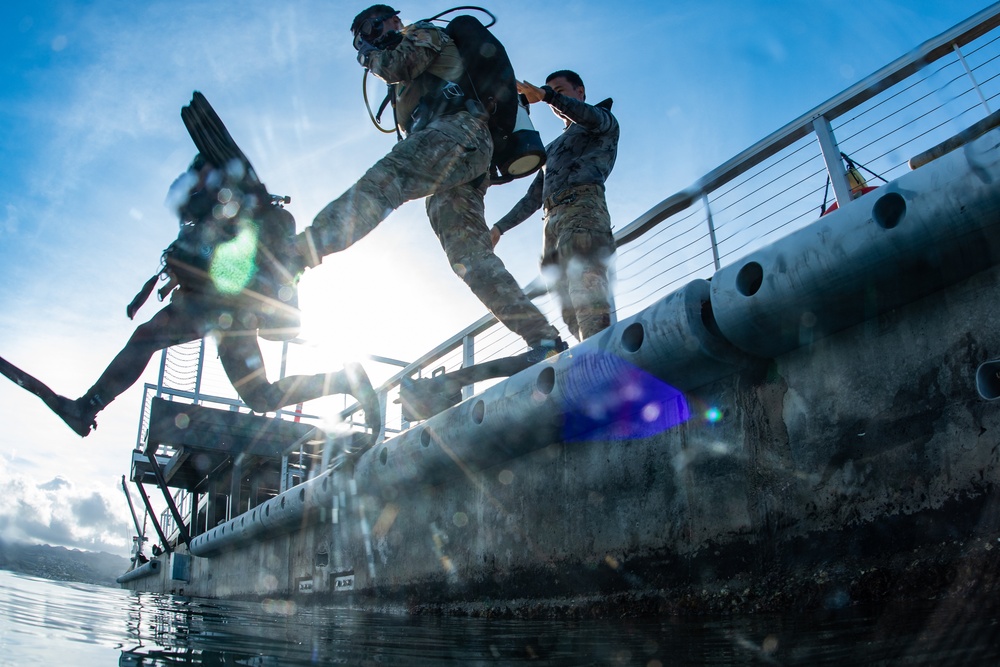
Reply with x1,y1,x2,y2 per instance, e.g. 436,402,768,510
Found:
709,127,1000,358
258,473,336,531
354,279,754,493
189,472,338,557
354,362,562,492
115,558,161,583
613,278,760,387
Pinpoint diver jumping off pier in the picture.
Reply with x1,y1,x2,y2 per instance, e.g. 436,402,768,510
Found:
0,92,382,442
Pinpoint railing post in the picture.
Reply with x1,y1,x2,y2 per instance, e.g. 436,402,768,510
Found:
190,491,200,536
813,115,852,208
461,334,475,400
156,350,167,398
192,339,205,405
230,456,243,520
135,387,151,451
702,194,721,271
279,341,289,380
953,43,992,114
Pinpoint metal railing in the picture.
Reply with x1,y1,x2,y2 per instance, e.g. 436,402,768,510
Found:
135,339,332,546
140,4,1000,442
351,4,1000,434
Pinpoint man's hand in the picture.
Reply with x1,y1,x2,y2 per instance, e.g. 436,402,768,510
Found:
490,225,502,249
517,80,546,104
356,39,379,67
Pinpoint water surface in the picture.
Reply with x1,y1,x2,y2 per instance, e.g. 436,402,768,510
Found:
1,570,997,665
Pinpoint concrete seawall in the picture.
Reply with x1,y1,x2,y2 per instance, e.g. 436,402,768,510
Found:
124,132,1000,616
346,259,1000,615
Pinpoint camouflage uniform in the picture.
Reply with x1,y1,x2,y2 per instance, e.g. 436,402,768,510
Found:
59,283,378,436
494,91,619,341
301,22,559,348
48,171,380,437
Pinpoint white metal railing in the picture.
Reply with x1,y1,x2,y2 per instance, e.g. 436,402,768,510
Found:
138,5,1000,442
351,4,1000,434
137,342,335,545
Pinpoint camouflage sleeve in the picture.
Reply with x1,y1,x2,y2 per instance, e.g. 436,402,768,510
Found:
547,93,615,134
367,23,446,85
494,171,544,234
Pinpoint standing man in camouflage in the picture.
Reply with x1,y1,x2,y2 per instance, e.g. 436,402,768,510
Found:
491,71,619,342
291,5,563,358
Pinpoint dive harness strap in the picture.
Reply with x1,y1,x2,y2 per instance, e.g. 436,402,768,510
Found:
376,87,394,126
405,76,488,187
406,76,468,135
126,273,160,320
126,265,178,320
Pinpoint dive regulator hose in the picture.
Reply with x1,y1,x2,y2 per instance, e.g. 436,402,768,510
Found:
363,69,397,134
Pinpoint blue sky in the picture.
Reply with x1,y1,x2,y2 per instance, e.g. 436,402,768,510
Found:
0,0,995,556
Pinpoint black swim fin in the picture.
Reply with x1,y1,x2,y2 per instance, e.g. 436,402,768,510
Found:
181,91,262,188
0,355,96,436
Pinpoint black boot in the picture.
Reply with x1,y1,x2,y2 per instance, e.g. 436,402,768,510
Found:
48,393,103,437
344,362,382,448
525,337,568,364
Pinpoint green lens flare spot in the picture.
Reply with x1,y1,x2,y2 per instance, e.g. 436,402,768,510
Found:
210,221,259,294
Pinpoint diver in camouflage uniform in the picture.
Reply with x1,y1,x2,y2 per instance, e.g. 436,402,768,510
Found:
491,70,619,342
35,157,380,439
290,5,563,356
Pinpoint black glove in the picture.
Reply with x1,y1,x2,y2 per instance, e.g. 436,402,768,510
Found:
356,31,402,67
284,229,323,273
356,38,379,67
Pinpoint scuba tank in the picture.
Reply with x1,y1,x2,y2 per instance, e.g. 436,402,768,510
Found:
492,94,546,184
443,13,546,185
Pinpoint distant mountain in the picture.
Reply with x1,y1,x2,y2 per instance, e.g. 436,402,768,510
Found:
0,539,130,587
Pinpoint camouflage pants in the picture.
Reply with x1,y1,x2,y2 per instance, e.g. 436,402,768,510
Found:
542,184,616,341
83,289,352,414
309,111,559,347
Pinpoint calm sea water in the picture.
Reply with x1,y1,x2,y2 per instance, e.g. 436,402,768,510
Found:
1,569,998,666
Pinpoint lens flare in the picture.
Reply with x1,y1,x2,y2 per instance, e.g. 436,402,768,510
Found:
210,221,259,294
559,352,690,442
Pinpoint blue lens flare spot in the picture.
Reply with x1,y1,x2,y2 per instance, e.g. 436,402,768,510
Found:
705,407,722,423
559,352,690,442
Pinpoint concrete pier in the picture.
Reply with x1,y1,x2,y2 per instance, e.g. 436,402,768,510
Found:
123,132,1000,615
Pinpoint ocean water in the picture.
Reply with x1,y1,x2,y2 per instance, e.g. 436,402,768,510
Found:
1,570,998,666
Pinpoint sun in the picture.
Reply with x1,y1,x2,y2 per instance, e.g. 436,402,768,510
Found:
290,249,404,377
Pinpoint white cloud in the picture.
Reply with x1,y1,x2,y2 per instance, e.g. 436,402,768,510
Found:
0,456,131,555
37,477,71,491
